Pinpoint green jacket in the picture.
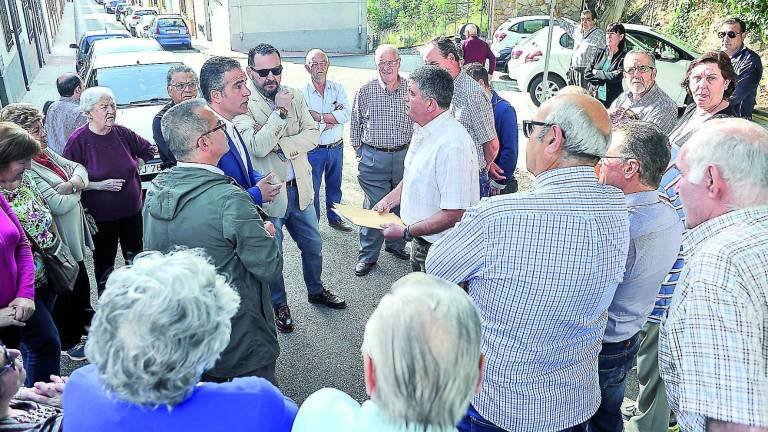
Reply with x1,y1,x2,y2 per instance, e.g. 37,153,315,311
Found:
142,165,282,378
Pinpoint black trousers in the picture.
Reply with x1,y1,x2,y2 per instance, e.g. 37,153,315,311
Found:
52,261,94,349
201,361,279,388
93,212,143,295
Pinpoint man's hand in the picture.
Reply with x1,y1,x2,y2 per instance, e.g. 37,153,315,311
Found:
275,88,293,110
92,179,125,191
257,173,282,203
308,110,322,122
487,162,507,181
18,375,68,408
0,307,25,328
380,223,405,240
372,199,392,214
9,297,35,322
53,181,75,195
264,221,276,237
489,186,502,196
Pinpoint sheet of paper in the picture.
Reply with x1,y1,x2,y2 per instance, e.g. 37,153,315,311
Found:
333,204,405,229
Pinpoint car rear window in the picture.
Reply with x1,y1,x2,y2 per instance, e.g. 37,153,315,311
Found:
158,18,186,28
94,63,179,105
137,10,156,15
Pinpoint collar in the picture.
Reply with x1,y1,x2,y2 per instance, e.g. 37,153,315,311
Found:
625,190,660,207
306,80,328,96
176,161,225,175
212,110,235,130
358,400,457,432
682,205,768,256
60,96,79,103
377,74,405,93
730,44,747,59
533,166,600,191
413,111,452,139
630,81,659,101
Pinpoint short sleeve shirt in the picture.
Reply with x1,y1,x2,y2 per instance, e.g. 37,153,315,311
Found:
450,70,496,170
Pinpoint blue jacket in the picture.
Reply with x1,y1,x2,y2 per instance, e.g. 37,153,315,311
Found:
218,129,264,206
491,91,518,186
730,45,763,120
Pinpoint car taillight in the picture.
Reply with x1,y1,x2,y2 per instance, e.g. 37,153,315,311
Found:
132,15,139,19
511,49,523,59
525,50,542,62
498,32,506,41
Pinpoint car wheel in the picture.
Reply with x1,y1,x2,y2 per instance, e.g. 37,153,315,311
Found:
528,73,566,107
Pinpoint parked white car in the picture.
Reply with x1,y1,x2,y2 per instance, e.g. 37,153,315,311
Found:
490,15,551,56
506,22,700,107
136,15,157,38
125,7,158,36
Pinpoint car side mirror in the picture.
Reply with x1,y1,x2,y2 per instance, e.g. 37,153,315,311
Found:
69,43,78,49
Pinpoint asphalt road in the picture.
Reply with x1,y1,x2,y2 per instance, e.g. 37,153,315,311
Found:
63,0,639,409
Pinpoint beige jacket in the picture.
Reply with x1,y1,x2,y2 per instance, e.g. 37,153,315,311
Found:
29,148,93,262
234,85,320,218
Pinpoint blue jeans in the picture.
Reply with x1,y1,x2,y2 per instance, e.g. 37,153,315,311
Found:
588,333,642,432
458,405,589,432
268,185,324,306
308,145,343,223
479,168,490,198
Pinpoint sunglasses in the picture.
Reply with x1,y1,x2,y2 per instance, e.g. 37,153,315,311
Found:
249,65,283,78
0,345,17,377
522,120,559,138
717,31,742,39
200,119,226,139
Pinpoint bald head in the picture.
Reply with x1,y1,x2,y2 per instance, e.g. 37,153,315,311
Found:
57,73,82,99
540,94,611,138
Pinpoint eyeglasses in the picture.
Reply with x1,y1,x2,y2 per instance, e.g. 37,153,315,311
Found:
624,65,655,74
522,120,559,138
377,59,400,68
0,345,17,377
200,119,226,139
170,81,198,91
717,30,742,39
249,65,283,78
308,61,328,68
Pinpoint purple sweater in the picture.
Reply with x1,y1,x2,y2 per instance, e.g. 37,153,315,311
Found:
64,124,153,221
0,194,34,306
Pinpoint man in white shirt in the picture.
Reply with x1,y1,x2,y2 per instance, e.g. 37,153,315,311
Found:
378,65,479,272
300,49,352,231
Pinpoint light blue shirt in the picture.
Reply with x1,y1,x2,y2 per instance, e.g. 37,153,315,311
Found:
604,190,683,342
292,388,458,432
426,166,630,432
300,80,350,145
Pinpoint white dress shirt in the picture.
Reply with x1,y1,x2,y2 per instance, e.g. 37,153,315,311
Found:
215,111,250,171
300,80,350,145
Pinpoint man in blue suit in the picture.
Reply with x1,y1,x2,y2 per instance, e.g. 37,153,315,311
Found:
200,56,280,206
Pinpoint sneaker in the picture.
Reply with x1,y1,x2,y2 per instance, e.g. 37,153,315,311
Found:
64,336,88,361
668,425,680,432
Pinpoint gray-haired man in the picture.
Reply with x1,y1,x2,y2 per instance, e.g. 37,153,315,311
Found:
555,8,606,89
153,64,199,169
291,272,484,431
143,98,282,384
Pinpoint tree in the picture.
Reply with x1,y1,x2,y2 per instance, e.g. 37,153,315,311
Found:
714,0,768,43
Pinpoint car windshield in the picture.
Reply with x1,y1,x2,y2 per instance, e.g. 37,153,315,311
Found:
94,63,177,106
137,10,156,15
644,27,699,55
93,42,159,55
158,18,185,27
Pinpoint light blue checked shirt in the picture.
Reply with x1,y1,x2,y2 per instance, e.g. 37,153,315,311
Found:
659,206,768,431
426,166,629,432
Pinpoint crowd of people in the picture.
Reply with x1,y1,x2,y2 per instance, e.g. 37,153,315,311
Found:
0,10,765,432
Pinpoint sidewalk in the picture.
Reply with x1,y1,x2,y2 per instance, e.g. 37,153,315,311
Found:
21,1,78,108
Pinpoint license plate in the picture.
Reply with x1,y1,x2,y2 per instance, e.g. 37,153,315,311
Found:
166,29,179,34
139,163,162,176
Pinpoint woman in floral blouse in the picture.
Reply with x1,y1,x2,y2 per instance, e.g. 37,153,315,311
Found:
0,122,61,386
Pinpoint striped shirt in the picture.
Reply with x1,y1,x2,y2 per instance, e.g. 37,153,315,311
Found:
450,70,497,170
44,97,87,155
350,76,413,150
610,83,679,134
557,19,606,68
659,206,768,431
426,166,629,432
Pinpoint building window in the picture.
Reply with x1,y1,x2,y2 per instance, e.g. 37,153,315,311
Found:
0,0,13,51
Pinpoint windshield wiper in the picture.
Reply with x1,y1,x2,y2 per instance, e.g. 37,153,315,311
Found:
119,97,171,107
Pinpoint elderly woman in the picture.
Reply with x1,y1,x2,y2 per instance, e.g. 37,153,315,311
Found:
0,103,93,360
585,22,627,107
63,86,154,295
0,122,61,386
63,249,298,431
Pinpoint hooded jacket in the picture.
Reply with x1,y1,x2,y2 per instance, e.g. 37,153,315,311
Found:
143,165,282,378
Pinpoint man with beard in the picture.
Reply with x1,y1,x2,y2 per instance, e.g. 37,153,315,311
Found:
234,44,347,334
609,50,678,134
153,64,199,169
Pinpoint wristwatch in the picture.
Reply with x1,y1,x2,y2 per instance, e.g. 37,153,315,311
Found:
403,225,414,242
277,107,288,120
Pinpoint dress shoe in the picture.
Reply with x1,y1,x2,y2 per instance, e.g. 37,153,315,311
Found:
355,261,376,276
329,219,353,232
384,246,410,260
274,305,294,333
308,289,347,309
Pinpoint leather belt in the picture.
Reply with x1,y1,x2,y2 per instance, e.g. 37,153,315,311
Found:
317,139,343,149
369,143,408,153
285,179,297,188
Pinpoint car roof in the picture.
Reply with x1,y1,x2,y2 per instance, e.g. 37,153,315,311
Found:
624,24,700,56
90,51,182,69
155,14,184,19
90,38,163,54
131,7,158,12
81,29,131,38
504,15,550,23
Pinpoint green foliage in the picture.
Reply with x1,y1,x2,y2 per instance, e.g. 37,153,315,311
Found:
713,0,768,44
667,0,698,45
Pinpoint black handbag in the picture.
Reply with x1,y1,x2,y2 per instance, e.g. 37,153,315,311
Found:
26,232,78,295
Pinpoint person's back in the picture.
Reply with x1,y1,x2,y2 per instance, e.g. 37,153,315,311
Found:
65,364,296,432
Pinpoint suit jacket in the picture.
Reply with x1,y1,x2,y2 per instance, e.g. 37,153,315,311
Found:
234,85,320,218
218,129,264,206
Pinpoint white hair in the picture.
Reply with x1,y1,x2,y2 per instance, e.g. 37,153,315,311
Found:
85,249,241,408
375,44,399,64
361,273,482,429
684,118,768,207
542,98,611,159
465,24,478,36
305,48,328,65
80,86,116,113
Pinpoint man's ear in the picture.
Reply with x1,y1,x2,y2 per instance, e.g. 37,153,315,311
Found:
544,125,565,158
304,64,311,74
363,355,376,397
707,164,728,201
624,159,640,180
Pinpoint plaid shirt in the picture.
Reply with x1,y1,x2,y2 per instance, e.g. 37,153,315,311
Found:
610,83,679,135
426,166,629,432
350,75,413,150
450,70,497,170
44,97,87,155
659,206,768,431
557,19,606,68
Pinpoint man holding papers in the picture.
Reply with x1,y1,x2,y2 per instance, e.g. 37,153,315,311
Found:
377,65,479,272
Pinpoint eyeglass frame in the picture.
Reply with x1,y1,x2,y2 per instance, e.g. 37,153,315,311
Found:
169,81,198,91
249,65,284,78
717,30,743,39
199,119,226,140
377,59,400,68
522,120,562,139
308,60,328,68
624,65,655,75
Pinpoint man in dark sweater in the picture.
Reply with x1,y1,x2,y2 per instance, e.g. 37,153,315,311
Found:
152,64,199,169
